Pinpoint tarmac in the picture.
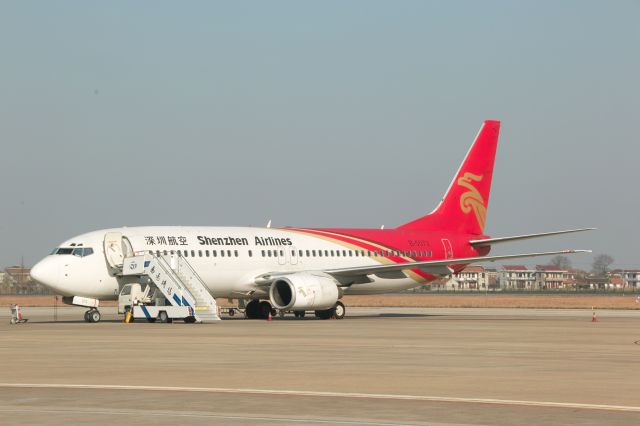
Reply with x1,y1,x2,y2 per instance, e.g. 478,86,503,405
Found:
1,306,639,425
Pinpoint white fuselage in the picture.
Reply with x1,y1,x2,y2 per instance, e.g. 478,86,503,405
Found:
31,226,425,301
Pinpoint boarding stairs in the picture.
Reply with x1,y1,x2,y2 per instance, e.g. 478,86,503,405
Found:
121,253,220,322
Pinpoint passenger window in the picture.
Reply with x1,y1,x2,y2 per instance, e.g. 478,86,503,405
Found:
318,250,323,257
198,250,202,257
248,250,253,257
261,250,266,257
367,250,371,257
312,250,316,257
291,250,296,256
156,250,161,256
205,250,209,257
183,250,188,257
349,251,353,257
306,250,310,257
212,250,217,257
280,250,284,257
234,250,238,257
221,250,225,257
227,250,232,257
298,250,303,257
336,250,340,257
267,250,272,257
342,250,346,257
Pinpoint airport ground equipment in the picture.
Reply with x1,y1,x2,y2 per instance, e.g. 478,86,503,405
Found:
119,253,220,323
119,283,196,323
9,304,28,324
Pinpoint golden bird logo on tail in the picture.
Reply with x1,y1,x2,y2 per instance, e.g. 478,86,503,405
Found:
457,172,486,231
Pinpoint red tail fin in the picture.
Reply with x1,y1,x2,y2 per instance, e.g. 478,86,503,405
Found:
399,120,500,235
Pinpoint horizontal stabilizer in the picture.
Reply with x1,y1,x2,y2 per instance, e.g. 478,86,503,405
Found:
469,228,595,247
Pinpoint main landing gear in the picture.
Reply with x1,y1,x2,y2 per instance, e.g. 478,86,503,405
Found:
84,308,101,323
245,300,274,319
315,301,346,320
243,300,346,320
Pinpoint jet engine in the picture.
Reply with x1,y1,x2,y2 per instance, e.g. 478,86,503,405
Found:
269,272,340,311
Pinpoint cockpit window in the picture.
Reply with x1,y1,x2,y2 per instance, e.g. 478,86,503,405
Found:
53,248,74,255
53,247,94,256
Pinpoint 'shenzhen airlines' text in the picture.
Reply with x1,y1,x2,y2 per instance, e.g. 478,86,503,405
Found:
197,236,293,246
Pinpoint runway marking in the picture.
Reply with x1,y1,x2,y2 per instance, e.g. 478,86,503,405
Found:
1,383,639,413
0,407,418,426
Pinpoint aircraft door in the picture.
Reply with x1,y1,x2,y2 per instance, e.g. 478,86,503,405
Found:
441,239,453,259
104,232,134,270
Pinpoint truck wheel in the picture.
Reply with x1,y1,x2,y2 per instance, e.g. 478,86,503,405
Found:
158,311,169,323
228,308,235,317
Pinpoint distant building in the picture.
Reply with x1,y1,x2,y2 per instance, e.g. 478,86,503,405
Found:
454,265,487,290
2,266,51,295
535,265,567,289
500,265,536,290
622,270,640,289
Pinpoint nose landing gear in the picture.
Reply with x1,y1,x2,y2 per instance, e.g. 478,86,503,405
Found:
84,309,101,323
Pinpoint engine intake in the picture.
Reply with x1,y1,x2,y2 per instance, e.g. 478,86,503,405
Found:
269,272,340,311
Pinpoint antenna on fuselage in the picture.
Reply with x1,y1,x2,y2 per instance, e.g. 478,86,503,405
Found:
266,220,272,228
381,225,385,229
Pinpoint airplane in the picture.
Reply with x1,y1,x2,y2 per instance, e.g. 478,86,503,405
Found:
30,120,593,322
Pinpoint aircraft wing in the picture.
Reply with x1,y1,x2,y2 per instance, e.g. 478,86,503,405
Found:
324,249,591,280
469,228,595,247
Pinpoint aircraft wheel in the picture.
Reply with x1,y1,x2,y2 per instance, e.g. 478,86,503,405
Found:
84,311,91,322
88,309,101,323
228,308,235,317
245,300,260,319
315,308,334,320
334,301,346,320
294,310,305,318
259,301,273,319
158,311,169,323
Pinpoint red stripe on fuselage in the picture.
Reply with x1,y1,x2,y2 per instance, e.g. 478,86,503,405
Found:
286,228,435,281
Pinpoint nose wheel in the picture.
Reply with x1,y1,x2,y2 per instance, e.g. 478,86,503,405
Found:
84,309,101,323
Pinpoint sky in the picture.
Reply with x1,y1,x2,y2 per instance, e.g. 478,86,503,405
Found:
0,1,638,271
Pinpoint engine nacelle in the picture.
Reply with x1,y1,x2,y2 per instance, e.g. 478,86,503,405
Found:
269,272,340,311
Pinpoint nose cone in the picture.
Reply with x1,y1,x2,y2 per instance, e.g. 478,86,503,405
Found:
30,257,60,290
